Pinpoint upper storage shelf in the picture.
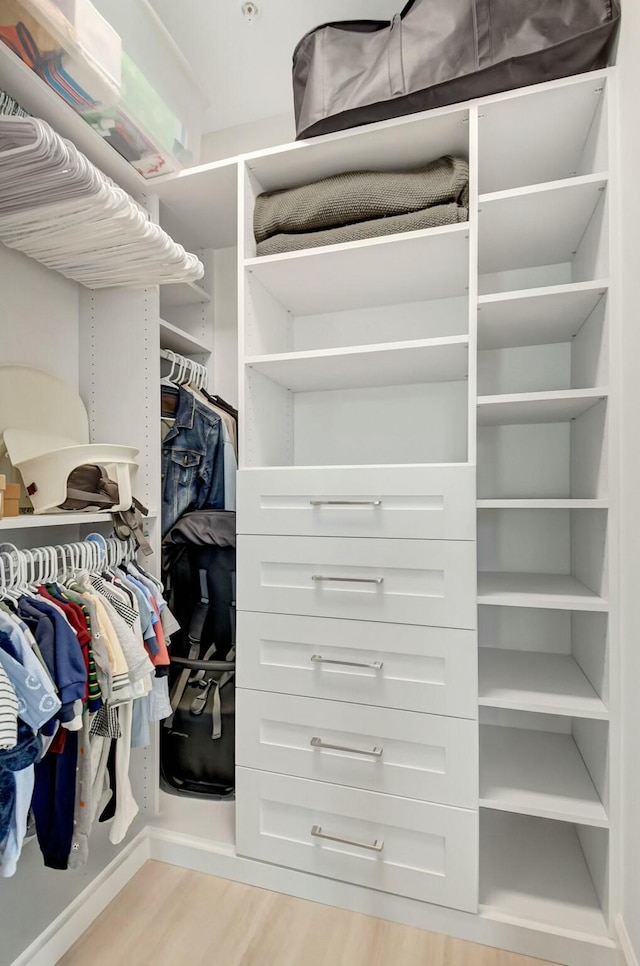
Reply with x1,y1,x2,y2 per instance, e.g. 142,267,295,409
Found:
478,174,607,277
154,160,238,251
477,281,608,350
478,73,608,194
246,336,469,393
245,224,469,317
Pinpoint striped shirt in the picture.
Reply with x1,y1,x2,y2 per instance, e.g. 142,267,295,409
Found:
0,663,18,750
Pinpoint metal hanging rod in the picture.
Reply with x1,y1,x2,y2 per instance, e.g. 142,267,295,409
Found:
0,535,137,594
161,348,209,391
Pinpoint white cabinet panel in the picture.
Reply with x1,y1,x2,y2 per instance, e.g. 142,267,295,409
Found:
237,612,477,718
237,535,476,629
237,466,475,540
236,690,478,807
236,768,478,912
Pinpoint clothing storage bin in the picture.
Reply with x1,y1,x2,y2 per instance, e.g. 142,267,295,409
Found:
236,612,478,718
292,0,620,139
236,690,478,807
237,535,477,629
237,466,475,540
31,0,121,91
236,767,478,912
1,0,121,109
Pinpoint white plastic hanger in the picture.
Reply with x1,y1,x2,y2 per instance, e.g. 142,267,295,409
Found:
0,116,205,289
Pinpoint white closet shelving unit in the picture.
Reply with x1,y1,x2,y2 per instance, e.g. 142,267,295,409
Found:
232,67,618,966
0,42,621,966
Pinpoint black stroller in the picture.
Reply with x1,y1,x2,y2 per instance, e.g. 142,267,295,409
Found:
160,510,236,799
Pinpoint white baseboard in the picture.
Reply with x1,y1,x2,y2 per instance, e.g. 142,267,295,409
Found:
616,916,639,966
147,827,619,966
10,825,624,966
11,833,150,966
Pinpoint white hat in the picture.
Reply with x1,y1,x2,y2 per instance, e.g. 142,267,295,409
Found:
3,428,138,514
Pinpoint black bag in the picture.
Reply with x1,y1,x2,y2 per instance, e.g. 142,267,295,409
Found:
161,511,236,798
162,646,236,798
292,0,620,140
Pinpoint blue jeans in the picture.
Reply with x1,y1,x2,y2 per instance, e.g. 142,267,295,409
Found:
162,388,223,536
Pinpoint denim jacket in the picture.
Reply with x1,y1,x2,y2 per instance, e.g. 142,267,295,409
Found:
162,387,223,536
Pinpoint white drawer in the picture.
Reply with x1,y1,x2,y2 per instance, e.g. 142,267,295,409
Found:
236,690,478,807
237,466,475,540
237,612,477,718
236,768,478,912
237,535,476,629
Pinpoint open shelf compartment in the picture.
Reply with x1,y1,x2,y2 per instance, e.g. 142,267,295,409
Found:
160,318,212,356
479,603,609,716
479,74,609,195
244,364,469,468
478,395,608,501
477,507,608,611
479,710,608,826
479,174,607,279
480,810,611,941
477,281,608,350
245,224,469,319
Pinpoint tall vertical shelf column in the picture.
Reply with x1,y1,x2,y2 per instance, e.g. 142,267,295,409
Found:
235,107,480,912
474,73,615,943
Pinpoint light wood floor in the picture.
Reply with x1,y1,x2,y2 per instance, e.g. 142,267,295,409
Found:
59,860,558,966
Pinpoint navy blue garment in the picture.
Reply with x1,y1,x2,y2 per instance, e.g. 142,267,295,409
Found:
22,597,86,724
32,729,78,870
0,628,20,662
161,386,224,536
17,599,55,680
0,722,40,841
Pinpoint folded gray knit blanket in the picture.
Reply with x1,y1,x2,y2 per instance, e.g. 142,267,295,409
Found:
256,202,468,256
254,155,469,245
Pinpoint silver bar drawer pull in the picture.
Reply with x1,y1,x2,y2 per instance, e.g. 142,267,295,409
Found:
311,736,383,758
310,500,382,507
311,825,384,853
310,654,383,671
312,575,384,585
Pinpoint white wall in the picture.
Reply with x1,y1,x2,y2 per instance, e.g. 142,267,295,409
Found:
201,113,295,163
615,3,640,959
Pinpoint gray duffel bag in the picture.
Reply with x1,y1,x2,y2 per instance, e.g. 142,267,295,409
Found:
293,0,620,140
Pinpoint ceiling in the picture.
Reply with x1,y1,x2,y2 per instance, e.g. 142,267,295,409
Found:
148,0,398,133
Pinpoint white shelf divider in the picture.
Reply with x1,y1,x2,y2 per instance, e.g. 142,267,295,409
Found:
245,223,470,316
154,160,238,250
479,648,608,719
245,336,469,392
480,724,608,827
159,280,211,309
478,572,608,611
480,810,611,940
478,173,607,275
477,280,609,350
477,499,608,509
477,387,607,425
160,319,212,356
0,512,117,530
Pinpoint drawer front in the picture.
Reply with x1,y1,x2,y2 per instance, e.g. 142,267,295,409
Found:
237,535,477,629
237,466,475,540
237,612,477,718
236,768,478,912
236,690,478,807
